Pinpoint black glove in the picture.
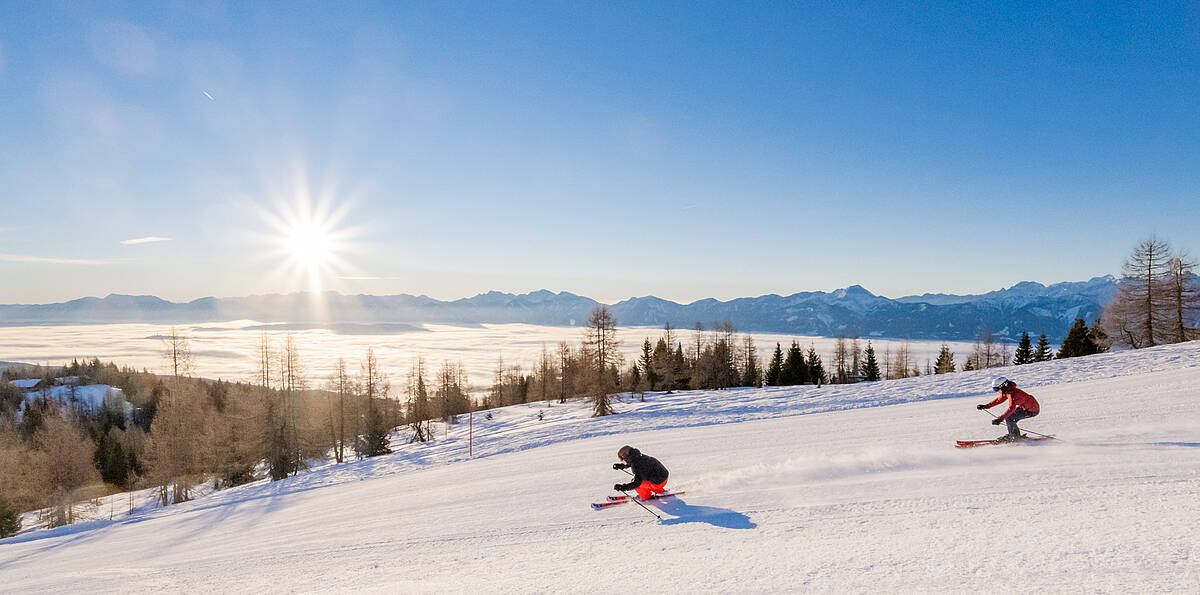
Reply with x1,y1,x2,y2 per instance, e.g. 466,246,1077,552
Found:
976,404,988,410
613,463,628,470
991,418,1003,425
614,483,625,491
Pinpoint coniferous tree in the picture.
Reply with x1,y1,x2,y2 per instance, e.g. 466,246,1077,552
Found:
406,357,433,443
934,344,956,374
672,344,689,391
862,342,881,381
584,306,619,416
556,341,574,403
650,338,671,393
35,414,101,525
1058,318,1101,359
639,339,659,392
832,336,850,383
0,493,19,538
356,348,392,459
806,345,826,385
1013,332,1034,365
1033,334,1054,362
435,360,470,424
765,343,784,386
1104,236,1173,347
741,335,762,388
1163,252,1200,343
781,341,807,385
326,359,352,464
212,383,261,487
629,363,642,397
148,380,211,505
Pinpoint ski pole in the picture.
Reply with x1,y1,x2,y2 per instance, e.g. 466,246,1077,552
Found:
615,467,662,520
979,409,1057,440
619,489,662,521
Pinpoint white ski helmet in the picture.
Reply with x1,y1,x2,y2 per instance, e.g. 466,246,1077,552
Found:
992,377,1011,391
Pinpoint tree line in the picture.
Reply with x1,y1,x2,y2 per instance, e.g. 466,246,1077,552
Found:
0,330,472,536
1102,236,1198,348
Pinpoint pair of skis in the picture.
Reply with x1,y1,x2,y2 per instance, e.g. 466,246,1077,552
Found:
955,435,1055,448
591,491,684,510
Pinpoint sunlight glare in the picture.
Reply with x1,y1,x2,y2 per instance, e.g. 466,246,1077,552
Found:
286,220,333,270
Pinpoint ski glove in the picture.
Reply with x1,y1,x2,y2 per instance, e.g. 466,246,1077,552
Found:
991,418,1003,425
613,463,629,470
976,404,988,410
614,483,626,491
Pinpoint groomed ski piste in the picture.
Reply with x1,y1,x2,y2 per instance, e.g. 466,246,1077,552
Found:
3,342,1199,592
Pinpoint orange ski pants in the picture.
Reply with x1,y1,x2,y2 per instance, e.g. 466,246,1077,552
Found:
635,480,668,500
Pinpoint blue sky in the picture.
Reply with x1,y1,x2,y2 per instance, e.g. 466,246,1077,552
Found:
1,1,1198,304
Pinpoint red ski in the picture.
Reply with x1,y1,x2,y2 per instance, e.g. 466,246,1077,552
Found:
591,491,684,510
956,436,1054,448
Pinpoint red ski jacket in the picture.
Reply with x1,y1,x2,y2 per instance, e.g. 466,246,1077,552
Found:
985,386,1040,420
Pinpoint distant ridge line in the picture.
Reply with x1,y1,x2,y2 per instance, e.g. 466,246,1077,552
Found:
0,277,1119,342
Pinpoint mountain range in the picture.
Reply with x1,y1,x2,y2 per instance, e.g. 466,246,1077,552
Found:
0,277,1119,341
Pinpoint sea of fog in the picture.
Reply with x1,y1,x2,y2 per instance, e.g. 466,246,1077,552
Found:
0,322,979,392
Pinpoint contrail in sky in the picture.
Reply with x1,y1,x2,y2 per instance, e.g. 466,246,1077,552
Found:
0,253,108,265
121,237,172,245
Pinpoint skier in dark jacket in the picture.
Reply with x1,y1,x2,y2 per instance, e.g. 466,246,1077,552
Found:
612,445,669,500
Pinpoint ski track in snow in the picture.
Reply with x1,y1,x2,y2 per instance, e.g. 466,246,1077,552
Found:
2,342,1200,592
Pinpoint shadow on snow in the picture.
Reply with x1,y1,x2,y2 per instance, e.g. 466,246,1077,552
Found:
650,498,756,530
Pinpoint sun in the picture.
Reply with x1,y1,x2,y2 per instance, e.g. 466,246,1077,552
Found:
285,220,334,270
255,189,362,295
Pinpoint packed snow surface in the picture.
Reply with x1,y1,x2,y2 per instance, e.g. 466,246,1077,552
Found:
3,343,1199,592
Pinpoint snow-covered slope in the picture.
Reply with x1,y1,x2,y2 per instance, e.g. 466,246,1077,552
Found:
2,343,1199,592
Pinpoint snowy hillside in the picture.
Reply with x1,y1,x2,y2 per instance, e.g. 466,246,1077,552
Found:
5,380,128,420
2,343,1199,592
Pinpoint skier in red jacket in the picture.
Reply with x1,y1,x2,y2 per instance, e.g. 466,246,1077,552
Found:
978,377,1040,442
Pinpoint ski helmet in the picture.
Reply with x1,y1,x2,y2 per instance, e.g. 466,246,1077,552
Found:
992,377,1011,391
617,445,636,461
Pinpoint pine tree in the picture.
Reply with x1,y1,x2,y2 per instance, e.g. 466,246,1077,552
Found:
407,357,433,443
862,342,881,381
639,339,658,392
1104,236,1173,347
765,343,784,386
650,338,672,393
805,345,826,385
1033,334,1054,362
35,414,101,525
1164,253,1200,343
741,335,761,388
584,306,619,416
0,494,19,538
1013,332,1034,365
356,348,392,459
672,344,689,391
934,344,956,374
781,341,807,385
1058,319,1100,359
